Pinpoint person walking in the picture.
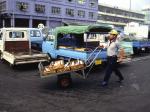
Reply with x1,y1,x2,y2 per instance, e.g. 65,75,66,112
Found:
101,29,124,86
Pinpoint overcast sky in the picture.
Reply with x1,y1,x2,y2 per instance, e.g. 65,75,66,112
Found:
98,0,150,11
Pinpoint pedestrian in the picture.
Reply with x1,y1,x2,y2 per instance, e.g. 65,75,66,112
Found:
100,29,124,86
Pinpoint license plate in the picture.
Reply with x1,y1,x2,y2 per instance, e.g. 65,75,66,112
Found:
95,59,102,65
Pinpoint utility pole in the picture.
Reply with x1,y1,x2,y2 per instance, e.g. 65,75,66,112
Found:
0,12,2,28
129,0,131,11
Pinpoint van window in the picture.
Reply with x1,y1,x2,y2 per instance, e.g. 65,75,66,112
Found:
30,30,41,37
9,32,24,38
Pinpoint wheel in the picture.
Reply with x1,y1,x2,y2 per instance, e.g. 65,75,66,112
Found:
133,47,140,54
145,47,150,53
10,63,16,69
57,73,72,88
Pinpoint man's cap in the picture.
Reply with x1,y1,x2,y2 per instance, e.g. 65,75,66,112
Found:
109,29,118,35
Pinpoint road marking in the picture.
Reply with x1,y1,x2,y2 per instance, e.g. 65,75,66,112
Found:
132,56,150,62
129,73,137,79
122,55,150,63
131,83,140,91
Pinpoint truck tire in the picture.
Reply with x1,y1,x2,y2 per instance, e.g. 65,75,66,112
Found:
57,73,72,88
145,47,150,53
133,47,140,54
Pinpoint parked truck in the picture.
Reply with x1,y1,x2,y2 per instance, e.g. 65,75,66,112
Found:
124,22,150,54
42,25,113,65
43,25,133,64
0,28,50,66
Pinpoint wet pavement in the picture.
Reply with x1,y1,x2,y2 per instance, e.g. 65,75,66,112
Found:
0,55,150,112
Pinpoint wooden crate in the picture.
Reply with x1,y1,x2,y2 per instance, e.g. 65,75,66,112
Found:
56,66,71,73
43,67,56,75
70,64,85,70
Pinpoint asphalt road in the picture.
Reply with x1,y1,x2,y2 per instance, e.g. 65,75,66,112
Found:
0,54,150,112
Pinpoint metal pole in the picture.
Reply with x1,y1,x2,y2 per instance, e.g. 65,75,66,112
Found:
12,0,15,27
129,0,131,11
2,19,5,27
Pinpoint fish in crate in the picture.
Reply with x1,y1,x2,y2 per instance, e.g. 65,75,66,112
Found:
56,65,71,73
42,60,64,75
43,66,56,75
70,60,85,70
51,60,65,70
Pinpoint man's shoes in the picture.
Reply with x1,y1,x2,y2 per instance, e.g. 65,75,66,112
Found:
116,78,124,83
101,81,108,87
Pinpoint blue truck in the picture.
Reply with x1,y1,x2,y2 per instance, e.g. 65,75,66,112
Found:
122,38,150,54
124,22,150,54
42,25,112,64
133,40,150,53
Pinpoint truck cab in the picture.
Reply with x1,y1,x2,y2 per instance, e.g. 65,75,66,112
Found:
124,22,150,54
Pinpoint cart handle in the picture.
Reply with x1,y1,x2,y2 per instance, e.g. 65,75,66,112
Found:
85,46,100,63
38,62,44,75
86,49,102,67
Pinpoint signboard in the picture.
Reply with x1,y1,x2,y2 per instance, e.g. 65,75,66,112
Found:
124,22,149,39
84,33,106,42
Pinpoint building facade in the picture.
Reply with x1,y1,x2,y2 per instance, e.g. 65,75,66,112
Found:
98,3,145,29
142,6,150,25
0,0,98,28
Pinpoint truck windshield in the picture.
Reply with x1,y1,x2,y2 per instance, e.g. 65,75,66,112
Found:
30,30,41,37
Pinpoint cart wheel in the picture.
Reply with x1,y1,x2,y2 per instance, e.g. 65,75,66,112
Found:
57,73,72,88
10,64,16,69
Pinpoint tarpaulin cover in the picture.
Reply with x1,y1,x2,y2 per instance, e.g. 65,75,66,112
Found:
54,25,112,37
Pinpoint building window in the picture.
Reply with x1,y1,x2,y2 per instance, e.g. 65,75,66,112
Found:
89,0,96,7
78,10,85,18
67,0,74,2
0,1,6,11
51,7,61,15
89,12,94,19
35,4,45,13
78,0,86,4
66,8,74,17
16,2,28,12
